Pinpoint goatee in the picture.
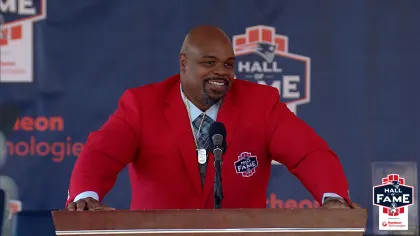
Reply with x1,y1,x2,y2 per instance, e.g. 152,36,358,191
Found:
202,87,221,107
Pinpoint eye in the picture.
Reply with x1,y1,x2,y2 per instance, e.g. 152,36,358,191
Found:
202,61,216,66
224,62,234,69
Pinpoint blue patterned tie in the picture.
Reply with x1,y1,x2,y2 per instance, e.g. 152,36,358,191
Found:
192,113,214,186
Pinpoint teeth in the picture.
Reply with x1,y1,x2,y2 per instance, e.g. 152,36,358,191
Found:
209,81,224,86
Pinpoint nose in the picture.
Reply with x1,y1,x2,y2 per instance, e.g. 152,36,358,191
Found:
213,64,233,78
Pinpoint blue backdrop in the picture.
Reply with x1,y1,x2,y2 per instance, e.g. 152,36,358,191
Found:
1,0,419,234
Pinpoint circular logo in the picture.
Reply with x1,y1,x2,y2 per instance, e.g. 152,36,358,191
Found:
382,221,388,227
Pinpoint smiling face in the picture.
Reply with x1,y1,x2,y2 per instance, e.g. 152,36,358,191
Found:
180,26,235,111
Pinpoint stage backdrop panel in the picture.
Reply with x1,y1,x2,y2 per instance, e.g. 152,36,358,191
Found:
1,0,419,234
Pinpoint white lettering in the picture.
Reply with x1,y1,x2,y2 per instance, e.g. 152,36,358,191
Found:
384,188,403,193
377,194,384,203
250,62,262,73
378,194,411,203
262,62,272,72
271,62,282,73
403,194,410,203
0,0,35,15
19,0,35,15
237,61,283,73
283,76,300,99
392,196,402,202
0,0,16,13
238,61,250,73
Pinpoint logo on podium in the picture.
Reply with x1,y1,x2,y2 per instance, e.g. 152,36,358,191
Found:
373,174,414,230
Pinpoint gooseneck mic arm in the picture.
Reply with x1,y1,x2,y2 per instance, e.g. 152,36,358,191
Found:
213,134,223,209
209,122,227,209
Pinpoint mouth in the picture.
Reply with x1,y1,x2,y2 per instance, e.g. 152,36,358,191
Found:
205,78,229,92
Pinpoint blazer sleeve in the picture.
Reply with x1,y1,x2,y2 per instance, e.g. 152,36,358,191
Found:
66,89,141,206
266,90,350,204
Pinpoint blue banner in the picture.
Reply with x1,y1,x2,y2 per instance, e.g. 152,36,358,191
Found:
1,0,419,234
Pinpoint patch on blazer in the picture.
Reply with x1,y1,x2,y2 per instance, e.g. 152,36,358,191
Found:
234,152,258,177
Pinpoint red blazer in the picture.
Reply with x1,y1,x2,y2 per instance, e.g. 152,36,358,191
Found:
67,74,350,209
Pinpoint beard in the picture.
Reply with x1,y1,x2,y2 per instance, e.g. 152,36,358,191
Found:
201,77,229,107
202,88,221,107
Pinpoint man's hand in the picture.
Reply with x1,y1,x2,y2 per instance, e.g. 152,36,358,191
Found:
67,197,115,211
322,198,362,209
322,199,350,208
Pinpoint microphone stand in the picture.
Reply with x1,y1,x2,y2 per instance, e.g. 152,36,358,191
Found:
213,147,223,209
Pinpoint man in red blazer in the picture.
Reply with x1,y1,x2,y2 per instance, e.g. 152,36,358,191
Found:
67,25,353,210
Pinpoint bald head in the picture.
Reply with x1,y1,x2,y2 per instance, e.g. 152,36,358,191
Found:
179,25,235,111
180,25,232,55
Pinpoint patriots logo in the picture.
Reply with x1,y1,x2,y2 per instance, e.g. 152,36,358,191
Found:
390,202,397,212
392,180,400,190
236,42,277,63
255,42,276,63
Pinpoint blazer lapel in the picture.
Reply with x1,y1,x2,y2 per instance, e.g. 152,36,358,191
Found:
201,81,241,207
163,78,202,195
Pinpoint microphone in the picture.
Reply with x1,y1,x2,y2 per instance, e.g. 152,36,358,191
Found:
209,122,226,209
209,122,227,160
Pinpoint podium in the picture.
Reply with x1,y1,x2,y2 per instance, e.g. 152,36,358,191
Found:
52,208,367,235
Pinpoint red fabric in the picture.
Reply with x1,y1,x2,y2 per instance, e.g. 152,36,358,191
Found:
67,74,350,209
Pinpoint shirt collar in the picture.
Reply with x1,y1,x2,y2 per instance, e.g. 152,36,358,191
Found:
180,85,220,121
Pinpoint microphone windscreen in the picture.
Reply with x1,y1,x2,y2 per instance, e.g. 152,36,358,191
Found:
209,122,227,152
209,122,226,139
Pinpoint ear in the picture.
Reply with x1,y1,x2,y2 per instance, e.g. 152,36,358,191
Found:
179,53,188,73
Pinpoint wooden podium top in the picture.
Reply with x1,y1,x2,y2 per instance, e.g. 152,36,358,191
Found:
52,208,367,236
